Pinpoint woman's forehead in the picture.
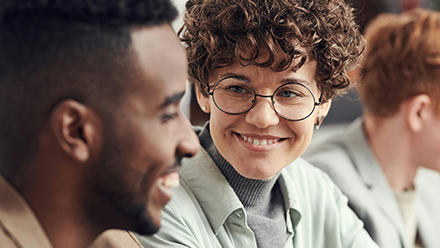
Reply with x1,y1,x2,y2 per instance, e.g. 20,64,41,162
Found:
211,58,317,82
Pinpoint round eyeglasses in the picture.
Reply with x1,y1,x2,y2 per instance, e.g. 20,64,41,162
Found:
207,76,322,121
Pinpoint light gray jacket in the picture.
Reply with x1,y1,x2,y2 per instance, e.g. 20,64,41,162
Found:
304,118,440,248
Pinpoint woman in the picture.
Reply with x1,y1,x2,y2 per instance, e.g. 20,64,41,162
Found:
137,0,377,247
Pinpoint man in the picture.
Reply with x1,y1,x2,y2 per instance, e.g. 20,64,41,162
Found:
0,1,199,248
304,9,440,248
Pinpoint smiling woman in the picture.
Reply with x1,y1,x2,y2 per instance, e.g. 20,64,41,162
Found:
135,0,378,248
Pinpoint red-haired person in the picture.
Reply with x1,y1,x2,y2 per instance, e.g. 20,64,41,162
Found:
305,9,440,248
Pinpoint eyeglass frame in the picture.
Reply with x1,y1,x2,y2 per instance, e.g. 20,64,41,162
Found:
206,76,323,121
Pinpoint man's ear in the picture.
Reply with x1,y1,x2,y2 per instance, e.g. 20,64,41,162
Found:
50,100,103,163
195,87,211,113
406,94,431,133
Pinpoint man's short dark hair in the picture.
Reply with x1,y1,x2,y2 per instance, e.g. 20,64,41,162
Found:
0,0,178,177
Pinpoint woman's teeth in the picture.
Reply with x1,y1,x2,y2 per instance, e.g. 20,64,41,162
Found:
240,135,278,146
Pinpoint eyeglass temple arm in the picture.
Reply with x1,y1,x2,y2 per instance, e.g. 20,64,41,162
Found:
315,93,323,106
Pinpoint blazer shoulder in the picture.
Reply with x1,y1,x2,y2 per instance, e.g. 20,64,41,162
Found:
303,140,357,180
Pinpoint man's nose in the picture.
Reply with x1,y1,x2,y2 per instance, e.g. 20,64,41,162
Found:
176,116,200,158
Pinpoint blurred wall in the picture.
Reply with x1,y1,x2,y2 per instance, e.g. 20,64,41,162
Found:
171,0,192,119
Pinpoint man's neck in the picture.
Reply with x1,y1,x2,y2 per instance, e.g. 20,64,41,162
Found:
363,113,418,192
18,165,100,248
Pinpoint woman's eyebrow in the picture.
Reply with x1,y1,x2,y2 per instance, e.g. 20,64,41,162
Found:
219,72,313,87
219,72,250,81
280,78,312,86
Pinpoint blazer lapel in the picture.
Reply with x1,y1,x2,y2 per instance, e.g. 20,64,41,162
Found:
344,118,409,248
414,168,440,248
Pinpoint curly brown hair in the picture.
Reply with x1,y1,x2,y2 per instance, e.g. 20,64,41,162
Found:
360,9,440,117
179,0,365,102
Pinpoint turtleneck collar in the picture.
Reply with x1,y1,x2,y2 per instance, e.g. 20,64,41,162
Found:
198,122,280,209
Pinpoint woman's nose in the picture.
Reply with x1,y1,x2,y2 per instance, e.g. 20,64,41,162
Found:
245,97,279,129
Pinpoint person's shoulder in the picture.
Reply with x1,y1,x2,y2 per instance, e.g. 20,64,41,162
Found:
283,156,367,212
302,123,365,180
303,137,356,180
283,158,354,218
417,167,440,181
283,157,340,192
0,230,18,248
415,167,440,241
90,230,141,248
304,133,351,164
285,157,329,177
304,119,363,166
416,168,440,192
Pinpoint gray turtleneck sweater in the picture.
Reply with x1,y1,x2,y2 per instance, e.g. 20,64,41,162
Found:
198,123,287,248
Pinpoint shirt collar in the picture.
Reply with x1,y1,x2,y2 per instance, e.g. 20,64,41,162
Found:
180,144,304,235
278,168,302,232
344,117,408,240
180,147,244,234
183,124,303,235
344,117,386,187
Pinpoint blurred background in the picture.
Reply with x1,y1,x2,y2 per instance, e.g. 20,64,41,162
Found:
171,0,440,143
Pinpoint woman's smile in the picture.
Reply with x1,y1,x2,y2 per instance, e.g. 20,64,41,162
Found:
234,132,285,151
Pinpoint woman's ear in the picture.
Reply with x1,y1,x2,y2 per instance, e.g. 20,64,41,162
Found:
313,99,331,129
316,99,332,120
196,87,211,113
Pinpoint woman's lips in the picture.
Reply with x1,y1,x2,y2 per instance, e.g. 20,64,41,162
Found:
235,132,285,151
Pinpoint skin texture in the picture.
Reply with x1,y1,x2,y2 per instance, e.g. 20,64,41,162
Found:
22,24,199,248
364,94,440,192
84,24,200,234
411,101,440,173
358,9,440,192
197,54,330,180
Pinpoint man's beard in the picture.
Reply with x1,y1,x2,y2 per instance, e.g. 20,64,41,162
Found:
83,127,159,235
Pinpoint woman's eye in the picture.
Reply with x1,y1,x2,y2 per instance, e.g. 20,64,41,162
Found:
227,86,245,93
279,90,299,98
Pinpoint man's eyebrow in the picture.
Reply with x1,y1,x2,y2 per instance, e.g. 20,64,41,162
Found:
160,91,186,108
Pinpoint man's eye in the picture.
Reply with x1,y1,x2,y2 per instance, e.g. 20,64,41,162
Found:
161,112,179,123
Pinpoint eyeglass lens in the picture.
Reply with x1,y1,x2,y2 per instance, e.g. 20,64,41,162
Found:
211,77,317,121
